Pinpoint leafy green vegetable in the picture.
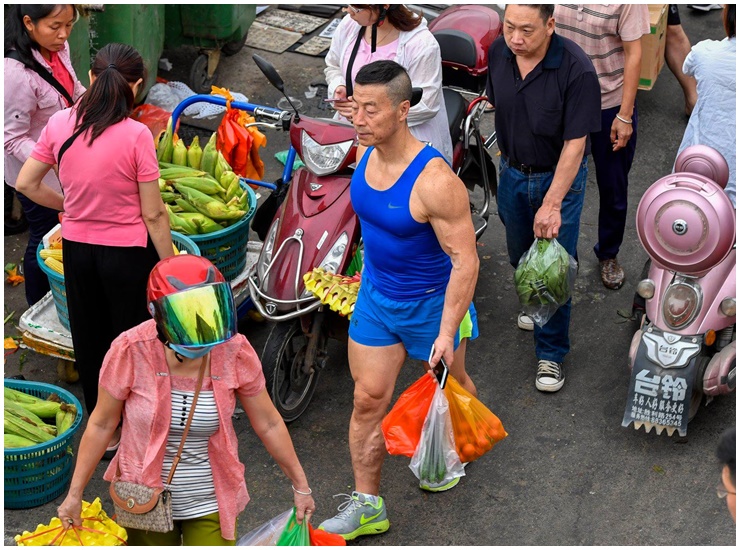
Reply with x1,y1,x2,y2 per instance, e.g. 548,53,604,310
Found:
514,238,573,308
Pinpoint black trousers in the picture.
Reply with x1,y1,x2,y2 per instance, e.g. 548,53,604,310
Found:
63,237,159,415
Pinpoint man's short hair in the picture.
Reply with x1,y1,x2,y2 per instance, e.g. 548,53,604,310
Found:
506,4,555,23
717,427,736,485
354,60,413,106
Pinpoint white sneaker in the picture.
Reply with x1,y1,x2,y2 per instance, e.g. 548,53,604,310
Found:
689,4,722,11
517,312,534,331
536,360,564,392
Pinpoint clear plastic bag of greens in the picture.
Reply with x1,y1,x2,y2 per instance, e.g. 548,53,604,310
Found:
409,382,465,491
514,238,577,327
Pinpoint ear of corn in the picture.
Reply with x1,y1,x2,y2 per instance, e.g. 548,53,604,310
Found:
169,176,224,195
16,398,62,419
5,387,44,405
159,167,207,180
39,249,63,261
4,409,54,443
188,135,203,170
175,185,246,221
4,434,38,448
157,118,174,163
5,401,49,428
179,213,224,234
214,151,231,184
201,133,218,178
172,135,188,166
55,403,77,436
166,204,198,235
174,198,199,213
44,257,64,275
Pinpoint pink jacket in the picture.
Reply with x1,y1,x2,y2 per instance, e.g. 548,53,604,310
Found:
100,320,266,540
4,42,86,191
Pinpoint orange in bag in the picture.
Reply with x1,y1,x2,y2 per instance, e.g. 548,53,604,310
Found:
444,375,507,463
381,373,437,457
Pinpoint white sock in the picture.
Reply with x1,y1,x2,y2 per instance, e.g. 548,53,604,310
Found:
357,492,379,505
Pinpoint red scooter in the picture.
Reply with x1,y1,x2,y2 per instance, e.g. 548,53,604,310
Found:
248,6,502,421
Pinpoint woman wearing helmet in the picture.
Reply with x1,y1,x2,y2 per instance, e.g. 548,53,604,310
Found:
56,255,316,545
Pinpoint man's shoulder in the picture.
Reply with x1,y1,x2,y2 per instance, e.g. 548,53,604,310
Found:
558,34,597,72
489,35,508,58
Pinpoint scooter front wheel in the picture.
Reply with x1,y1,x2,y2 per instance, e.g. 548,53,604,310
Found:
261,320,320,422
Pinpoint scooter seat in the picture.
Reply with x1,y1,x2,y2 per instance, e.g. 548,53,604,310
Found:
444,88,467,146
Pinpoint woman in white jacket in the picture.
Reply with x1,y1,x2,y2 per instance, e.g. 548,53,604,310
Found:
324,4,453,163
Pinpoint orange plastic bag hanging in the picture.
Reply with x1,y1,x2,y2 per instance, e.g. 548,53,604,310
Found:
381,373,437,457
444,375,507,463
308,523,346,546
213,86,266,180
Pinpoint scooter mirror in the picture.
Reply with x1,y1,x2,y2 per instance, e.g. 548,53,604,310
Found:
252,54,285,92
411,87,423,107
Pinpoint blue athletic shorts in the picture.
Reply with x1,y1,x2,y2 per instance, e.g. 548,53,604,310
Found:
349,276,479,361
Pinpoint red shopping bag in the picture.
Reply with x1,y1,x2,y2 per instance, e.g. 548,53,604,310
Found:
308,524,346,546
381,373,437,457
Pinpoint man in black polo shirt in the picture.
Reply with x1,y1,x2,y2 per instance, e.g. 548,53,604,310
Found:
486,4,601,392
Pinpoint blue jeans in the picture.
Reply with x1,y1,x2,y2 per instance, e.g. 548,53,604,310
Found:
16,192,60,306
497,157,588,363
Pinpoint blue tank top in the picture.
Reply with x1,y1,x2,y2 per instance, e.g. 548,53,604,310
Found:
351,145,452,301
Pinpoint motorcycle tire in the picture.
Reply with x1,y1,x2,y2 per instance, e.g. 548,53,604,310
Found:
261,320,320,423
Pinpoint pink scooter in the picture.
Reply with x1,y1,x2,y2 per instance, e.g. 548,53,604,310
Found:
624,145,736,437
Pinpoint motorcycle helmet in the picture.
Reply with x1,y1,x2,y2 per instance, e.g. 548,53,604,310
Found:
147,255,237,359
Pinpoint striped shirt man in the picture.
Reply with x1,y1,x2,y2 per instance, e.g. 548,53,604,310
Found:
554,4,650,108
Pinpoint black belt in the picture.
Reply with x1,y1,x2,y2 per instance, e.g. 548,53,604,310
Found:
502,155,555,175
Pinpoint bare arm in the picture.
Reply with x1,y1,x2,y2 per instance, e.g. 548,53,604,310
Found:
533,137,586,239
15,157,64,211
57,388,124,526
415,160,479,368
238,388,315,524
611,38,642,151
139,180,175,260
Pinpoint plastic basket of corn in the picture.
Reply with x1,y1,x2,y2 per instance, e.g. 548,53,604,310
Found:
36,231,201,333
4,380,83,509
186,182,257,282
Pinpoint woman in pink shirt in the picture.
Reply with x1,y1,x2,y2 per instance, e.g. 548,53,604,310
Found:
16,43,173,455
56,256,316,545
4,4,86,306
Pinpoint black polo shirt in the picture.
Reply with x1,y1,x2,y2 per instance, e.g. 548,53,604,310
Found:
486,33,601,168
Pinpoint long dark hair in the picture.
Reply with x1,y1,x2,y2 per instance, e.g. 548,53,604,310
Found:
352,5,422,32
4,5,75,68
74,43,146,145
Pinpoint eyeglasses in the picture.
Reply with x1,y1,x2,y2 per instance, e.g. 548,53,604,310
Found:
347,5,365,14
716,483,736,499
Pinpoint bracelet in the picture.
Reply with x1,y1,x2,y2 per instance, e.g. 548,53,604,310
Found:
292,484,312,496
615,114,633,124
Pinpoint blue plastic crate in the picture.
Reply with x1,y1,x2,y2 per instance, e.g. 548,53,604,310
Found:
36,232,201,333
4,380,84,509
186,183,257,282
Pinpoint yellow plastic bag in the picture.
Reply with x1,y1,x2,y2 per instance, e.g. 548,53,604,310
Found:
444,375,508,463
15,498,127,546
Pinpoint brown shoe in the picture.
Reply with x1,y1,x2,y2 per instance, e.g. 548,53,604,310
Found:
600,258,625,290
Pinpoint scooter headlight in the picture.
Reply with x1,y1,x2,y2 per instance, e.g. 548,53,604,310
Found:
300,232,349,298
301,131,353,176
257,219,280,282
720,297,736,317
636,279,655,299
662,279,702,329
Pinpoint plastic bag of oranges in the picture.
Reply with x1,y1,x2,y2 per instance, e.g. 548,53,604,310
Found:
15,497,127,546
444,376,507,463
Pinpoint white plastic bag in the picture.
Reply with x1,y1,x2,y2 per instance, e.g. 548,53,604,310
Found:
236,508,293,546
409,382,465,489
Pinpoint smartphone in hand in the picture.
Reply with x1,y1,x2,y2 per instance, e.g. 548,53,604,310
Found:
428,345,449,388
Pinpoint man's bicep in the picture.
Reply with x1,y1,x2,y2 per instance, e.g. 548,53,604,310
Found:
424,170,477,259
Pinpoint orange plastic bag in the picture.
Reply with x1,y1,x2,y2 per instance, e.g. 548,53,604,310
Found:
131,103,171,141
444,375,507,463
381,373,437,457
308,524,346,546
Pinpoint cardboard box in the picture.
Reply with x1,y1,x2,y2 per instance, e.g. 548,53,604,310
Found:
42,223,62,250
638,4,669,91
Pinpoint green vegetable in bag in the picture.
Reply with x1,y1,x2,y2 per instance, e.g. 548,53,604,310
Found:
276,508,310,546
514,238,573,307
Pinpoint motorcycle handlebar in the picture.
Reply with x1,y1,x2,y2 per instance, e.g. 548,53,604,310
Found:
170,95,289,130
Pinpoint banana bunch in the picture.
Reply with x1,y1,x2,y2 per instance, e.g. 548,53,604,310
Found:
303,268,361,318
159,131,252,236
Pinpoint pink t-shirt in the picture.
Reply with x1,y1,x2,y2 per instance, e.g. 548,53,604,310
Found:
346,37,399,85
31,108,159,247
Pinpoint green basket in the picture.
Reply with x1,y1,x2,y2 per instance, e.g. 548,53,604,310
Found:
36,232,200,332
186,183,257,282
4,380,84,509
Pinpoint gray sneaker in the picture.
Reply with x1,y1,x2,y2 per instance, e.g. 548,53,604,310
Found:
318,492,390,541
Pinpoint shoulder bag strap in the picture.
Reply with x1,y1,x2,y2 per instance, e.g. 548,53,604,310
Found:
5,49,74,106
164,354,209,485
344,27,366,98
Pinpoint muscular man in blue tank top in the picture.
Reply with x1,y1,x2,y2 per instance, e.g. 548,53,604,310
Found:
319,61,480,540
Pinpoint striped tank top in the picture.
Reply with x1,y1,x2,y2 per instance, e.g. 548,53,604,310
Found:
161,376,219,520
